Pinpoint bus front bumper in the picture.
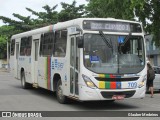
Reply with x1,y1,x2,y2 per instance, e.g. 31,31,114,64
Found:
78,85,146,101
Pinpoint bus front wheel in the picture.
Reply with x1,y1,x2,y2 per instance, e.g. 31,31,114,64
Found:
56,80,68,104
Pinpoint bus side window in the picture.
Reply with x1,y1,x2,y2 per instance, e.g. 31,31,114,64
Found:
26,36,32,56
54,30,67,57
40,32,54,56
40,34,44,56
20,37,27,56
10,39,15,56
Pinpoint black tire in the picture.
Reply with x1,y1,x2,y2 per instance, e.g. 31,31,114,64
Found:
21,71,31,89
56,80,68,104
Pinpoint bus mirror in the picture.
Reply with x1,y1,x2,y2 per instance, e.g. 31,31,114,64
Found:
77,36,83,48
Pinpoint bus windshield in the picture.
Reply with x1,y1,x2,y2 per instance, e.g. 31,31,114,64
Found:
83,33,145,74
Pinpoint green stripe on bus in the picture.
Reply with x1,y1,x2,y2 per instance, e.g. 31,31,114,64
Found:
105,74,110,78
105,82,110,89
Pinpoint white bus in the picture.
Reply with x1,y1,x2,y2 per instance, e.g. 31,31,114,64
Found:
10,18,147,103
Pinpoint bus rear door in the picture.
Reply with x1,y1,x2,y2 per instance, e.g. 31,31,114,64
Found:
32,38,39,87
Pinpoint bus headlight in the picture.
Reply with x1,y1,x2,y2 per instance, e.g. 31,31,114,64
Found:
82,74,97,88
138,74,147,88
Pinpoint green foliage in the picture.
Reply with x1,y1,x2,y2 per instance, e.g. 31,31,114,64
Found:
0,15,32,31
86,0,134,20
58,1,86,22
0,26,15,58
0,1,86,32
0,4,59,33
131,0,160,47
26,4,59,25
0,34,7,59
0,1,87,58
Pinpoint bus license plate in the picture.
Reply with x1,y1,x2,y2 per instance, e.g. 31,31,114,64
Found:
112,95,125,100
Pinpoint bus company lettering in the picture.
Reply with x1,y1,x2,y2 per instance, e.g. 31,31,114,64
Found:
91,22,130,31
52,59,64,70
105,23,130,31
19,57,25,61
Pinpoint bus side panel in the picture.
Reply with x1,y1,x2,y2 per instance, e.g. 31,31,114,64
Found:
51,57,69,95
37,56,48,89
37,56,69,95
18,56,32,83
9,56,15,77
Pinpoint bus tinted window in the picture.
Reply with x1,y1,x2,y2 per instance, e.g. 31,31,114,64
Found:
20,37,27,56
11,39,15,55
54,30,67,57
20,36,32,56
40,34,43,56
40,32,54,56
26,36,32,56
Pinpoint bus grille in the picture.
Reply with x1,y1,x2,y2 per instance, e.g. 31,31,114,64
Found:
95,77,139,81
101,90,136,98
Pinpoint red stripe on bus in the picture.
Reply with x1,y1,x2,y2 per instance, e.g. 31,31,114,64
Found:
111,82,116,89
47,57,51,90
110,74,116,78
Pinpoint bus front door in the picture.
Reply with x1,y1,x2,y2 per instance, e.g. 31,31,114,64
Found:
70,36,79,96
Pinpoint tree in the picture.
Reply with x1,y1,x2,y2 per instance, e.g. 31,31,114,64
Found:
0,26,8,59
0,35,7,59
0,4,59,32
131,0,160,46
58,1,86,22
86,0,134,20
26,4,59,25
0,25,23,59
0,1,86,31
0,15,34,31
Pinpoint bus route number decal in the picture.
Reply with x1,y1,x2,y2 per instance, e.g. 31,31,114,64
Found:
128,82,137,88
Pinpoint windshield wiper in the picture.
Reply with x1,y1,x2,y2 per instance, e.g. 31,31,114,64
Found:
122,32,132,46
99,31,112,48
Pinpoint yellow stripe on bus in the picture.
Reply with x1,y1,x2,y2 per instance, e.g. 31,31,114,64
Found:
99,74,105,78
99,81,105,89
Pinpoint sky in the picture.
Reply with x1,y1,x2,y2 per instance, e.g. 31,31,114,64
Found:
0,0,88,26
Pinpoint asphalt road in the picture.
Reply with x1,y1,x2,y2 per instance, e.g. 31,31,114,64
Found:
0,70,160,120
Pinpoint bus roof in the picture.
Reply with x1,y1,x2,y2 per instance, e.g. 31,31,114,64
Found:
11,18,141,39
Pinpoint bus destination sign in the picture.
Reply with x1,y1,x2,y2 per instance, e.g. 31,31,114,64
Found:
91,22,130,31
83,20,142,32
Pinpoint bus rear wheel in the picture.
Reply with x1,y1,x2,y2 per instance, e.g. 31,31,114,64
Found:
56,80,68,104
21,71,31,89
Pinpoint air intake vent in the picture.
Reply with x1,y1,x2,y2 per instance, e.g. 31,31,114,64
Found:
101,90,136,98
95,77,139,82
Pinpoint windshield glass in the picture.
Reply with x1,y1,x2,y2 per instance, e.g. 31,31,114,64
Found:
83,33,145,74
